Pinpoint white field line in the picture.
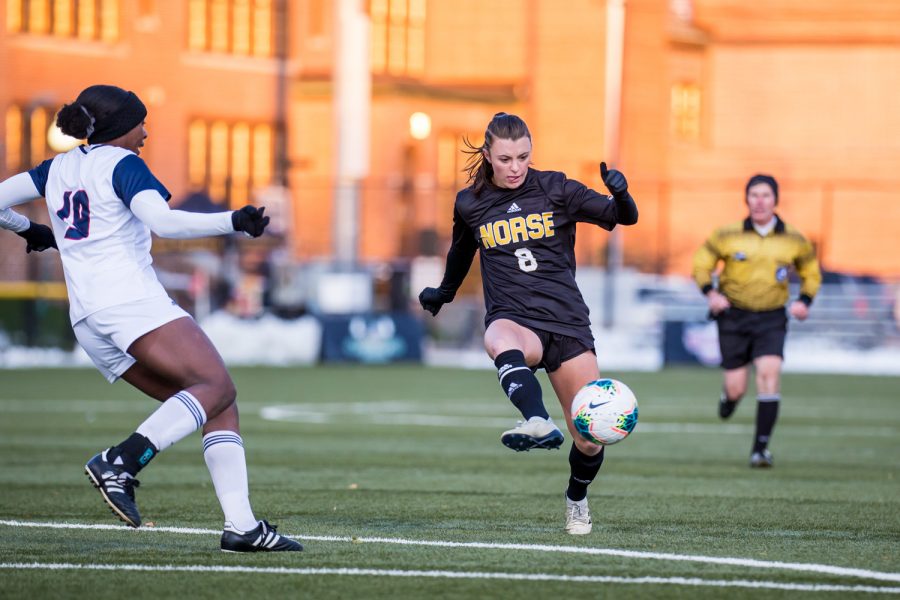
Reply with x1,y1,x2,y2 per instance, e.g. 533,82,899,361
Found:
1,561,899,594
1,519,898,584
1,400,896,437
257,403,899,437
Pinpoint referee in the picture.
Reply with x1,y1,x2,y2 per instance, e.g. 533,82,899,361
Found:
692,174,821,468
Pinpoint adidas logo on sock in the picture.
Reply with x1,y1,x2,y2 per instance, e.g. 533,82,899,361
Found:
507,203,522,213
506,382,523,397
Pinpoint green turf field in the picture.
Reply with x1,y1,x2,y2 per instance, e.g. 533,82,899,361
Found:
0,365,898,598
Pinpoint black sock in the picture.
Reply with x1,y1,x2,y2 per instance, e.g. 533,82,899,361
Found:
566,444,605,502
494,349,548,420
753,394,780,453
107,433,158,474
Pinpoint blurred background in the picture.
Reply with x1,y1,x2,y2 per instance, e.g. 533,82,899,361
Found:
1,0,899,373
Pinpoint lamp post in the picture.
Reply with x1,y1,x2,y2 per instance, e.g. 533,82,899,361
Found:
333,0,371,269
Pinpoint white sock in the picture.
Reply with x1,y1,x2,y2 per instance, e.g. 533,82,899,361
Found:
203,431,257,532
135,391,207,452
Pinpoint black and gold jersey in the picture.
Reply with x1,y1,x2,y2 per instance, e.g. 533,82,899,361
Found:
437,168,635,341
692,216,821,312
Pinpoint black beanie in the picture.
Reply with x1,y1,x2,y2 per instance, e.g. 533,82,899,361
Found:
745,174,778,204
86,90,147,144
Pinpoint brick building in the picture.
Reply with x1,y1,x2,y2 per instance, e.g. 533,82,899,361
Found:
2,0,899,278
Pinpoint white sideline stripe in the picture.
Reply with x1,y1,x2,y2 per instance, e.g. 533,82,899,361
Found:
1,562,898,593
256,404,899,437
2,519,898,583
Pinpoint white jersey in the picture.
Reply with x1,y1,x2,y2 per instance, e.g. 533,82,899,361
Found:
29,145,172,323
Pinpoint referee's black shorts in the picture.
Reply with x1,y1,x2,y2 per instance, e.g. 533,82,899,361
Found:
715,307,788,370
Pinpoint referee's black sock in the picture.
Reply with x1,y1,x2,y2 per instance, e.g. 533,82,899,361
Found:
566,444,605,502
753,394,780,453
494,349,549,420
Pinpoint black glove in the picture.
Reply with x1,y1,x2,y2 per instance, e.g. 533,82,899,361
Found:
600,162,628,198
16,222,57,253
419,287,454,316
232,205,270,238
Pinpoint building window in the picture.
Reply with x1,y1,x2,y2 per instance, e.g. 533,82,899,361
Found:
671,82,701,141
187,0,273,57
4,105,56,175
370,0,425,77
187,119,273,208
5,0,119,41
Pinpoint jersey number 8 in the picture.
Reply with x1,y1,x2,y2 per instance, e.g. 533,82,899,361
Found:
515,248,538,272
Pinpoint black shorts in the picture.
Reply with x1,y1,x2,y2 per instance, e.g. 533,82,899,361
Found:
523,326,595,373
716,307,787,370
489,315,595,373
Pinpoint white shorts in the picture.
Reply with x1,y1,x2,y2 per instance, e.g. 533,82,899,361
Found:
73,295,191,383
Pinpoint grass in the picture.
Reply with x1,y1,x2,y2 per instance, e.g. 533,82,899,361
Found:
0,365,898,598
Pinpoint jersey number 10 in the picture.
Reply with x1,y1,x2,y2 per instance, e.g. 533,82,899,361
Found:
56,190,91,240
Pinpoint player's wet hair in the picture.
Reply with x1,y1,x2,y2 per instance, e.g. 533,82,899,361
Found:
57,85,147,145
463,112,532,196
745,173,779,205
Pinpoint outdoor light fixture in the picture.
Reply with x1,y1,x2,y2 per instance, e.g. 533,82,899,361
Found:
409,112,431,140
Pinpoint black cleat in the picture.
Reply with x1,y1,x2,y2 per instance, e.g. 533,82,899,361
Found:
719,396,738,420
85,450,142,528
221,520,303,553
750,449,774,468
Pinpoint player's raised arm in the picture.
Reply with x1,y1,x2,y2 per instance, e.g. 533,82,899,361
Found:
600,162,638,225
130,190,269,239
560,163,638,228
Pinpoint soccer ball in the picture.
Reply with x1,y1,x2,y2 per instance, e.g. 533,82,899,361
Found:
571,379,639,445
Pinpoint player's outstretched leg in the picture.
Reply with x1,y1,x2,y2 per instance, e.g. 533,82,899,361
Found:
495,350,563,451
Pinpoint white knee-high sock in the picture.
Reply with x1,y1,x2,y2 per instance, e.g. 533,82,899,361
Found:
203,431,257,532
136,391,207,452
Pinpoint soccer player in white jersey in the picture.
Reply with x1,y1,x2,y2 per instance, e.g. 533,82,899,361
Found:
0,85,301,552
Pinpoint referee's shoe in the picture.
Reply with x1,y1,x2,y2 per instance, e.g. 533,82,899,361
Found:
719,393,738,419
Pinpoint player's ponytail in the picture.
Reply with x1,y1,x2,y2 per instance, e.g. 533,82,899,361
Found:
56,102,96,140
462,112,532,196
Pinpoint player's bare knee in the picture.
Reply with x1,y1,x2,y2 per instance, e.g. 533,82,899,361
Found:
724,384,744,401
573,436,602,456
205,373,236,412
485,338,516,359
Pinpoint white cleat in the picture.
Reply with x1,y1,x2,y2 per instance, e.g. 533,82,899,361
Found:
565,496,593,535
500,416,564,451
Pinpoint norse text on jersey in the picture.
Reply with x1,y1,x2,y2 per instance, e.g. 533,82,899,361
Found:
478,212,555,249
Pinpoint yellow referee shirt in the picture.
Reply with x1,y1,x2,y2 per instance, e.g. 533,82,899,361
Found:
692,216,821,312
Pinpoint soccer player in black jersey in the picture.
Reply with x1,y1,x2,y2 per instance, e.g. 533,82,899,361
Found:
419,113,638,534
